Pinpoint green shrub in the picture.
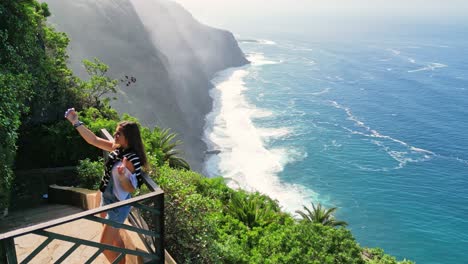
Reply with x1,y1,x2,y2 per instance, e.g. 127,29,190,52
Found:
0,74,32,211
15,120,101,169
363,248,414,264
150,165,222,263
146,165,392,264
251,223,364,264
76,158,104,190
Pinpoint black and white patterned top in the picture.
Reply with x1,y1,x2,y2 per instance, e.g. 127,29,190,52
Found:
99,148,143,192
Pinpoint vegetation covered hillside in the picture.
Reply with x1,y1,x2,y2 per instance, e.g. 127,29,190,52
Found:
0,1,412,263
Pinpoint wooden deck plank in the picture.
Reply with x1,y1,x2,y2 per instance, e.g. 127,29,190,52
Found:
0,191,163,240
0,204,83,236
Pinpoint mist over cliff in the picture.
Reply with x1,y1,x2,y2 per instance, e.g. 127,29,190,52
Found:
44,0,248,171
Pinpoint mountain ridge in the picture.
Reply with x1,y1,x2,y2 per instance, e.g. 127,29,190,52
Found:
44,0,248,171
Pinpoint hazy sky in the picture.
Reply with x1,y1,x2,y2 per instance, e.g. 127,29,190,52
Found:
174,0,468,37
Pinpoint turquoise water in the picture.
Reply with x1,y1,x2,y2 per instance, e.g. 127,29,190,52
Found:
204,32,468,263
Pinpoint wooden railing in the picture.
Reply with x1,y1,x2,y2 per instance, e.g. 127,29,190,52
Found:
0,129,166,263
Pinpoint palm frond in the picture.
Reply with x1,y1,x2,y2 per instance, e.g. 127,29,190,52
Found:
295,202,348,227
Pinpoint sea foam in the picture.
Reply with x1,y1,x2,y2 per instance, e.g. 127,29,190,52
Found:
330,101,435,170
408,63,448,73
203,61,316,212
247,53,281,66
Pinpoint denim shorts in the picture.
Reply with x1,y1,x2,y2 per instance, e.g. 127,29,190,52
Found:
101,189,132,224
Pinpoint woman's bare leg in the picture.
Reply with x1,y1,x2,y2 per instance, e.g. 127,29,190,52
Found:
100,224,125,264
113,231,126,264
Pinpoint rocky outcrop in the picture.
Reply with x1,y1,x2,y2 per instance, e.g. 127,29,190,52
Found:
44,0,248,171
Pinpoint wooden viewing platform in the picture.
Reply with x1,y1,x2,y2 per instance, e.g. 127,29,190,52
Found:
0,129,175,263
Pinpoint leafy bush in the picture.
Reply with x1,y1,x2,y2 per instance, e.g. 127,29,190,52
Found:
0,73,32,211
79,106,120,134
151,165,221,263
15,120,102,169
146,165,398,264
0,0,56,211
363,248,414,264
250,223,363,264
76,158,104,190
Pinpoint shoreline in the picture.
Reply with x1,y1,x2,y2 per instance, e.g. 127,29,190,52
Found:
200,60,316,213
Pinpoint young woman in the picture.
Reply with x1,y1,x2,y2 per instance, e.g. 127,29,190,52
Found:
65,108,147,263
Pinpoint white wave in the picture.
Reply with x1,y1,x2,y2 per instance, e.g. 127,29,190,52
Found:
258,39,276,45
326,75,344,81
294,47,313,51
388,49,401,55
203,66,316,212
322,140,342,151
331,140,341,147
308,88,330,96
410,146,434,155
330,100,435,169
408,63,448,73
436,155,468,166
294,56,317,65
455,157,468,165
258,127,292,139
238,38,276,45
250,108,273,118
247,53,281,66
408,58,416,63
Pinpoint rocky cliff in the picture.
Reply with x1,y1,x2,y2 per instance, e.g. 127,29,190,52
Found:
44,0,248,171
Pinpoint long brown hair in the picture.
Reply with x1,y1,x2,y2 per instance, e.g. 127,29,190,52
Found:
119,121,148,171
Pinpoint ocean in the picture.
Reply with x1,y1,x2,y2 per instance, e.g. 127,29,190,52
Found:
203,30,468,264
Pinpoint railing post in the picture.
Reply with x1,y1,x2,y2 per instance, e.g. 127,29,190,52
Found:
1,238,17,264
154,194,165,264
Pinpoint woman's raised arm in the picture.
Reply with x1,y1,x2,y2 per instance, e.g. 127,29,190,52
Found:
65,108,116,152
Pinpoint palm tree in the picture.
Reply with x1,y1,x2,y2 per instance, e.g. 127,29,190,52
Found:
295,202,348,227
147,127,190,170
226,192,279,229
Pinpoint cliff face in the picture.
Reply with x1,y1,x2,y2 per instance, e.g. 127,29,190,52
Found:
44,0,248,171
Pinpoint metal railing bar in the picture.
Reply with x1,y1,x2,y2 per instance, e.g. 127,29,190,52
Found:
128,212,155,254
33,230,158,259
0,190,163,240
20,237,54,264
1,238,18,264
141,172,158,192
54,243,80,264
132,203,161,215
112,253,125,264
100,128,113,143
84,248,104,264
84,216,159,238
153,194,165,261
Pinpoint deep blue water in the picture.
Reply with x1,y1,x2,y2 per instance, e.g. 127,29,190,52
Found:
204,30,468,263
